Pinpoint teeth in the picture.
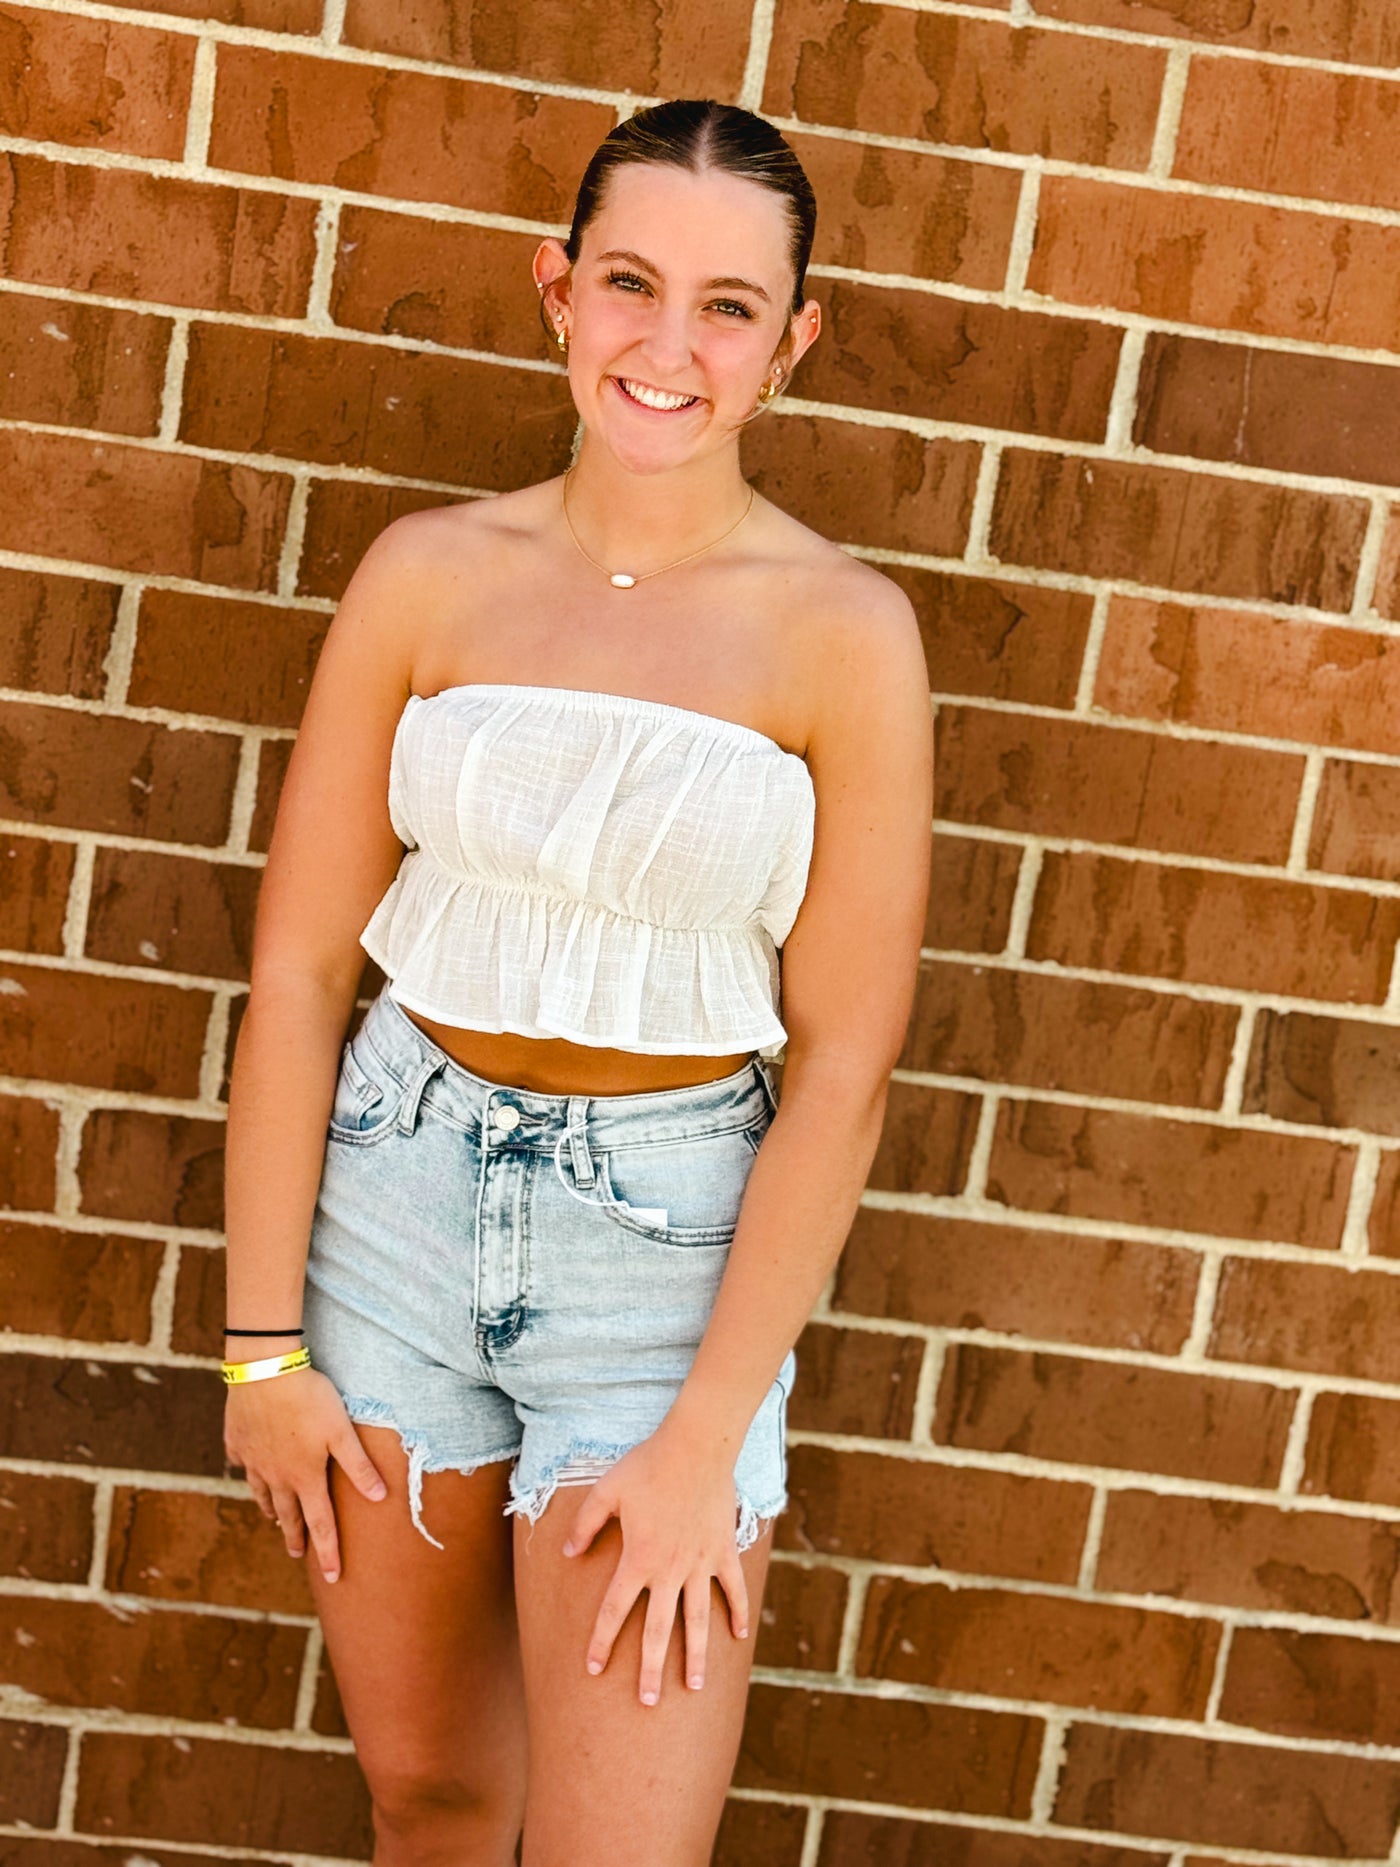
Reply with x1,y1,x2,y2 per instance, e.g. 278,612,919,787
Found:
620,378,698,411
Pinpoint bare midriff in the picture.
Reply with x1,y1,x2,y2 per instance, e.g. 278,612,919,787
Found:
397,1003,756,1095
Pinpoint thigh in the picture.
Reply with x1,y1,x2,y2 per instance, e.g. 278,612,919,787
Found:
513,1494,772,1867
308,1427,526,1808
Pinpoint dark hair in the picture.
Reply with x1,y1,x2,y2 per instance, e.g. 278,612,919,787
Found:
539,98,817,364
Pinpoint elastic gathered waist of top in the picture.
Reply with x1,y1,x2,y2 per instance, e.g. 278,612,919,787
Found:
355,984,778,1150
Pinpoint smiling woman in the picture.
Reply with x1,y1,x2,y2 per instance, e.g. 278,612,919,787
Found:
222,96,932,1867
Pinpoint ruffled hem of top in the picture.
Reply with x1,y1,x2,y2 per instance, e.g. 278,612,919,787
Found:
359,865,790,1060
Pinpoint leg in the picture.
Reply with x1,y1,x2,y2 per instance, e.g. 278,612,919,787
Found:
513,1494,773,1867
308,1427,527,1867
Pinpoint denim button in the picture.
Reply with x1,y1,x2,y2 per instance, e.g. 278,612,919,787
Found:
491,1104,521,1132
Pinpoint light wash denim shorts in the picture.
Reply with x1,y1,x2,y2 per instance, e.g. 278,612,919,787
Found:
303,984,796,1552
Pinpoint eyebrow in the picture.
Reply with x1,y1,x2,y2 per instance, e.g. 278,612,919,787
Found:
595,249,772,306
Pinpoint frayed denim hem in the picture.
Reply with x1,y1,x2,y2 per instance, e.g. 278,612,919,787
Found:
341,1394,519,1551
504,1440,786,1553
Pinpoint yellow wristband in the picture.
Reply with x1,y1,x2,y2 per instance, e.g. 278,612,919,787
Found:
221,1346,312,1386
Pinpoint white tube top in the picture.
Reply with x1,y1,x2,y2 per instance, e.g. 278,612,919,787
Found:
358,682,817,1058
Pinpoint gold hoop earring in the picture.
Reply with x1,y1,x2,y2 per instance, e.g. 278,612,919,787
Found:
555,325,569,356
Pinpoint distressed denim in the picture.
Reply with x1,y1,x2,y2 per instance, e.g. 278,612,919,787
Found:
303,983,796,1551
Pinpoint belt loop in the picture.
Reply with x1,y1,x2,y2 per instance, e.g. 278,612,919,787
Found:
566,1094,596,1187
397,1054,447,1135
754,1056,780,1120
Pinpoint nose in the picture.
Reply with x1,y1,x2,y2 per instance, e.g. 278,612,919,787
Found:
637,301,696,378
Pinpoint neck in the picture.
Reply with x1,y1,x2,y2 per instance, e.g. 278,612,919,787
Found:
563,435,753,570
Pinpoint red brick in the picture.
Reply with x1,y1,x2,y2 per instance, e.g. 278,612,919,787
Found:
1221,1625,1400,1744
1311,761,1400,883
0,1353,224,1476
794,282,1119,443
0,565,117,698
926,834,1021,953
1177,60,1400,215
0,1091,60,1209
0,154,316,314
250,734,294,854
1370,1149,1400,1255
1030,175,1400,352
0,699,240,843
865,1080,979,1197
859,1576,1218,1716
0,1594,304,1725
342,0,755,97
894,571,1093,708
0,832,74,954
819,1813,1169,1867
1304,1392,1400,1509
1097,1489,1400,1623
763,2,1164,166
0,1469,93,1583
736,1683,1041,1816
331,204,545,358
714,1798,808,1867
74,1731,372,1854
180,322,576,489
988,1101,1355,1248
85,846,259,981
170,1241,223,1356
991,448,1367,610
101,0,319,25
781,1445,1092,1583
785,129,1020,290
0,964,211,1097
754,1559,847,1673
296,477,467,601
834,1210,1200,1355
1210,1256,1400,1384
0,1219,162,1343
1055,1722,1400,1855
935,1344,1294,1487
77,1110,225,1229
1378,507,1400,621
1035,0,1399,63
899,958,1237,1106
105,1486,314,1615
935,705,1303,863
0,290,168,434
0,1718,67,1825
1099,596,1400,756
1028,850,1400,1003
0,1842,243,1867
0,429,291,589
1245,1009,1400,1136
0,6,194,157
789,1321,922,1440
1137,332,1400,488
129,587,328,727
743,419,978,561
210,44,612,221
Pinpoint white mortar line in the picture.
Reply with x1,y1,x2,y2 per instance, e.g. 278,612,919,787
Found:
960,1093,999,1199
1218,1005,1257,1119
1203,1618,1235,1723
1001,844,1043,959
1285,751,1326,874
182,35,217,171
293,1621,324,1731
1103,326,1147,453
1002,163,1041,297
1148,45,1191,178
1181,1252,1224,1361
738,0,777,111
1029,1713,1069,1823
797,1807,826,1867
320,0,347,45
961,441,1002,568
1072,585,1114,713
1341,1141,1383,1259
1076,1488,1108,1590
909,1336,947,1447
834,1569,870,1679
1353,494,1393,618
1276,1388,1318,1498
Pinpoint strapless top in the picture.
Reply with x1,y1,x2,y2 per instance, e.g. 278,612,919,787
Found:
358,682,817,1058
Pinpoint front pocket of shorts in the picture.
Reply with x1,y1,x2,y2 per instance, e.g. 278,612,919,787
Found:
325,1035,405,1146
596,1122,764,1247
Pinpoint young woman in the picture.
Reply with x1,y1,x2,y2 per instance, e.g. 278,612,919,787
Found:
222,99,931,1866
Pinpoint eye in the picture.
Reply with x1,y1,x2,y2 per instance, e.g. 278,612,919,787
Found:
604,269,755,321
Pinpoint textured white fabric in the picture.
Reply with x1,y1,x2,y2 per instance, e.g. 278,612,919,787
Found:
359,683,817,1058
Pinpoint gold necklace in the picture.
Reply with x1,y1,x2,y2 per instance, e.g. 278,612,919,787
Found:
560,467,756,589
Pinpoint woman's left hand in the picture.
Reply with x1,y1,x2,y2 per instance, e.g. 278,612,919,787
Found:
562,1422,748,1705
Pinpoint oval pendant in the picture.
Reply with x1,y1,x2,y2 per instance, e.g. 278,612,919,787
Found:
609,572,637,588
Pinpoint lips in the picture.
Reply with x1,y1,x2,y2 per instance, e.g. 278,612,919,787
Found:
611,376,702,414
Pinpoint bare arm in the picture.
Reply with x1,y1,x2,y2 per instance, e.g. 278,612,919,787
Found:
222,510,442,1577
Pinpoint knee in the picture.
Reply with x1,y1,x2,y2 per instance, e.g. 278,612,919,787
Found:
367,1760,521,1858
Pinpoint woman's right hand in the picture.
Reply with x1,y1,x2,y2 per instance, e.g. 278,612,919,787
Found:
223,1367,388,1583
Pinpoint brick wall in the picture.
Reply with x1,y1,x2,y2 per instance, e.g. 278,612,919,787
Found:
3,0,1400,1860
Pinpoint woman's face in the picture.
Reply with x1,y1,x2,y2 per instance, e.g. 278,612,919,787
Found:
539,162,818,472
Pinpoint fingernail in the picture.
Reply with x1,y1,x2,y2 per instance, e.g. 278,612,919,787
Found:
562,1541,575,1557
324,1570,339,1584
689,1675,704,1690
586,1659,602,1675
641,1691,658,1706
369,1484,387,1500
